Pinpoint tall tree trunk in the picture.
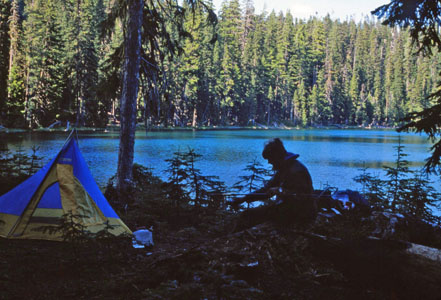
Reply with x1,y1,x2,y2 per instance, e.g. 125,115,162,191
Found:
8,0,19,91
192,106,197,127
24,66,31,128
116,0,143,192
266,103,270,125
142,81,149,129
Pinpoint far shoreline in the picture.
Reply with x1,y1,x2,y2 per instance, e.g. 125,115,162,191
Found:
0,124,399,134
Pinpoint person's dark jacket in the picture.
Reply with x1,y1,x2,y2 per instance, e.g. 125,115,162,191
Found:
245,152,313,202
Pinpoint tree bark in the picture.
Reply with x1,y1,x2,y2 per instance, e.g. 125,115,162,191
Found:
116,0,143,192
192,106,197,127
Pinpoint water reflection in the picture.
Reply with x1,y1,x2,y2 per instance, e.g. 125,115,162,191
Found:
312,160,426,169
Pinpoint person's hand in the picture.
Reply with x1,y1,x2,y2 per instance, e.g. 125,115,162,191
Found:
230,197,244,210
268,187,281,196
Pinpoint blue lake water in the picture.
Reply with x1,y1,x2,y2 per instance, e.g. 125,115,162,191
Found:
0,129,438,191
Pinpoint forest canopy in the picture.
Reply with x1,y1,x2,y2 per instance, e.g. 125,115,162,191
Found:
0,0,440,128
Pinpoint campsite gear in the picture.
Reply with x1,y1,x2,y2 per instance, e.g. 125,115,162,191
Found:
222,188,369,217
331,189,369,209
314,188,370,219
0,131,132,240
133,229,154,248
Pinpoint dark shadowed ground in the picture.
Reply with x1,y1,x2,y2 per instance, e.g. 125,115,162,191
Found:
2,209,441,300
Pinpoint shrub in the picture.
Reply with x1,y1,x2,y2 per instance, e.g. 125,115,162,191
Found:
354,138,440,223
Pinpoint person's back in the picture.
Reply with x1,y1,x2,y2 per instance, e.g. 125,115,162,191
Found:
268,151,313,199
232,138,316,228
270,152,316,225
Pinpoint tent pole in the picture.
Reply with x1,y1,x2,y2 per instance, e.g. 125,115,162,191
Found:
74,128,79,147
60,128,76,149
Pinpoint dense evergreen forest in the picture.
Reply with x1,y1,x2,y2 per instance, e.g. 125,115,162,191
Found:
0,0,440,129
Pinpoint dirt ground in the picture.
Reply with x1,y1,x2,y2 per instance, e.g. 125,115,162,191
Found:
2,211,441,300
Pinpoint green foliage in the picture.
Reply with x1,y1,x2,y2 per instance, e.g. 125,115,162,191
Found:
34,210,130,261
164,150,192,208
60,0,102,127
232,158,271,208
373,0,441,173
0,0,11,123
6,65,26,127
402,172,440,222
106,163,170,228
37,211,122,243
232,158,270,194
50,212,91,242
5,0,26,128
0,143,42,195
383,140,410,209
354,167,387,210
1,0,440,129
373,0,441,56
165,148,226,209
24,0,66,128
399,89,441,172
354,140,440,223
105,157,228,230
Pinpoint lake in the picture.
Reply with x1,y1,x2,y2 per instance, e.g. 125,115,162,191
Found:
0,128,438,191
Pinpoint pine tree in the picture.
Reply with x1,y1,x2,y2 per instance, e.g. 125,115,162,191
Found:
276,12,294,121
178,3,207,127
103,0,216,192
90,0,110,127
240,0,256,125
96,14,123,127
0,0,11,124
241,0,254,50
218,0,243,124
76,0,100,126
6,0,26,127
198,3,218,127
298,80,308,126
24,0,65,128
390,33,406,124
326,21,348,124
2,2,441,134
309,68,328,124
116,0,143,192
267,12,283,121
233,158,270,209
370,25,386,125
165,148,225,208
248,12,267,124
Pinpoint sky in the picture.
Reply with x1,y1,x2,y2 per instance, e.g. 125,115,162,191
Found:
212,0,390,22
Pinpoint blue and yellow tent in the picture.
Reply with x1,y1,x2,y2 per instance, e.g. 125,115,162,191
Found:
0,132,131,240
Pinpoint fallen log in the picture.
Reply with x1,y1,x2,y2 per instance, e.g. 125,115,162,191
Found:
294,230,441,299
407,242,441,262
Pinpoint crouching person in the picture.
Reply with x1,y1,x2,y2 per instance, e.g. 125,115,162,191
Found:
232,138,316,229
